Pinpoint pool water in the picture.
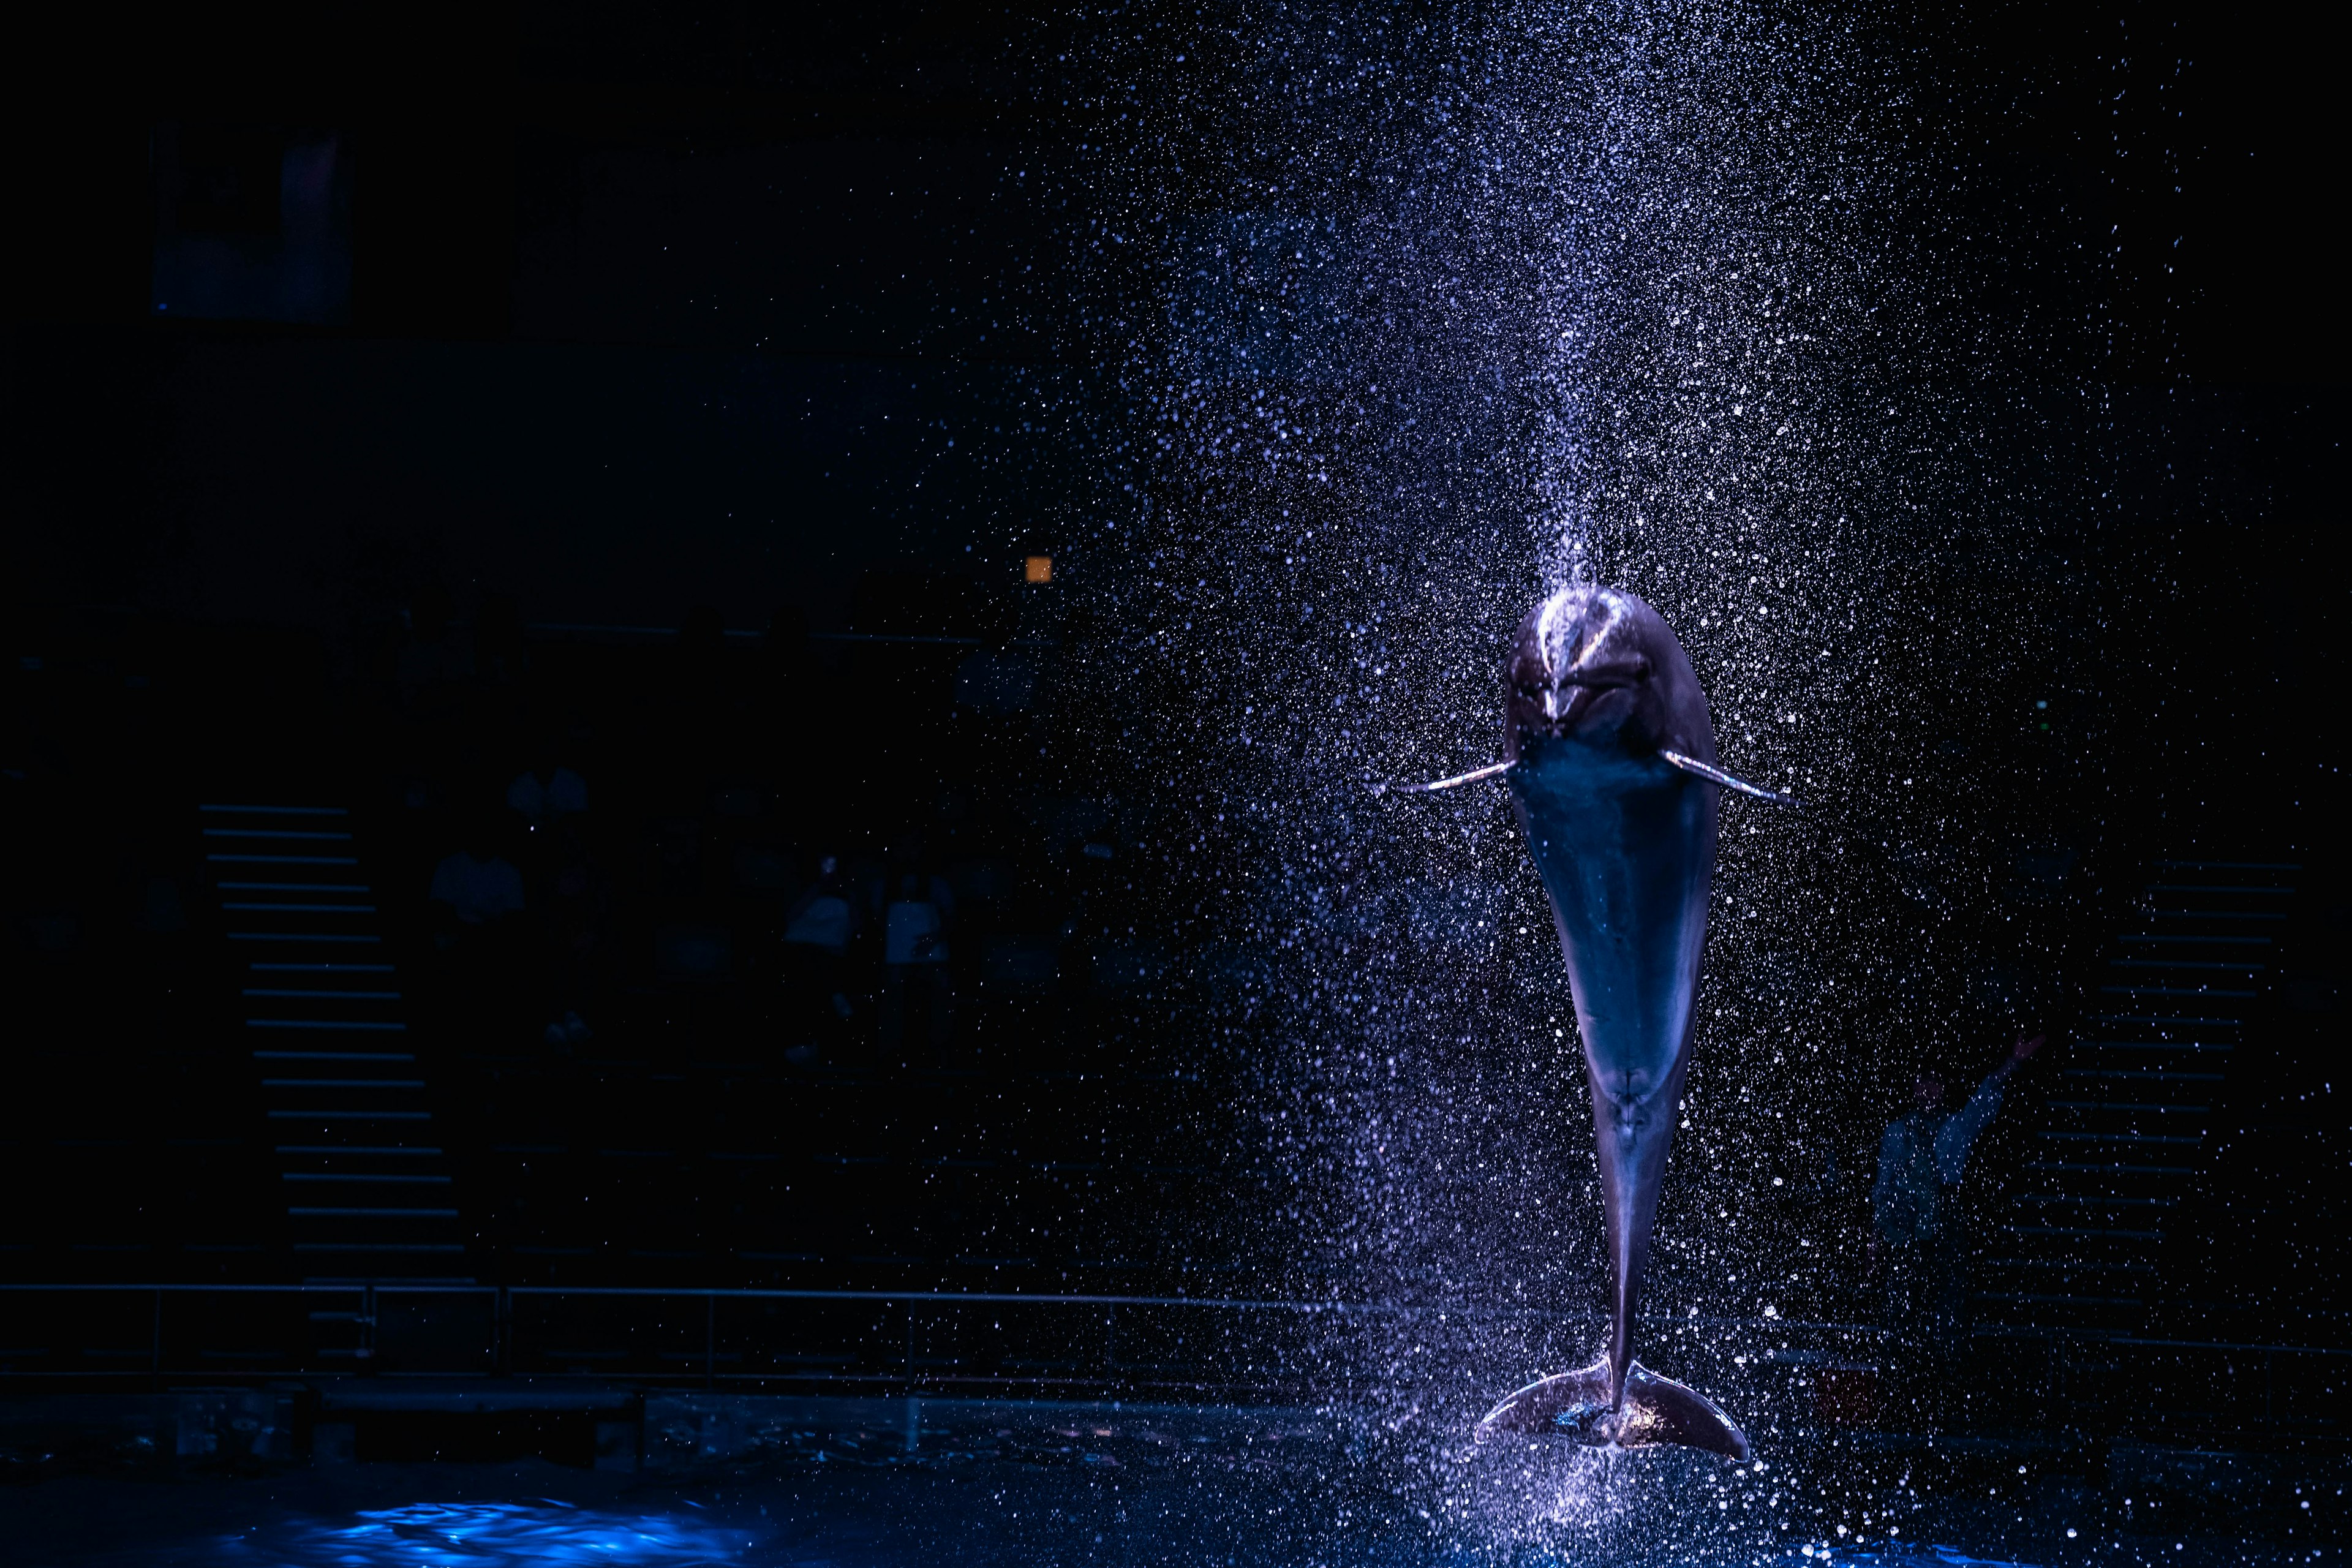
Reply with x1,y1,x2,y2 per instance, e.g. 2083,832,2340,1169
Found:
0,1398,2295,1567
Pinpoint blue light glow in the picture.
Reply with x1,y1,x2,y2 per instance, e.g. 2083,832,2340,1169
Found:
208,1499,761,1566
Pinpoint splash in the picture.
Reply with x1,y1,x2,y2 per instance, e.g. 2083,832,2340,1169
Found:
1074,0,1913,1343
1012,0,2109,1556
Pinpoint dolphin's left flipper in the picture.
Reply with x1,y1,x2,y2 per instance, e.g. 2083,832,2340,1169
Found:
1478,1359,1751,1461
1659,749,1801,809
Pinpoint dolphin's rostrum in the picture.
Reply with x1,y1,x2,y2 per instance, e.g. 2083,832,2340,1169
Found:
1476,583,1751,1461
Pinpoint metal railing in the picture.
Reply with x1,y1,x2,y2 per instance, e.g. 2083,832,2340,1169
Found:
6,1283,2342,1431
0,1283,1860,1396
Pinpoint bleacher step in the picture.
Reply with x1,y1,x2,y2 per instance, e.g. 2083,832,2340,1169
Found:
199,801,473,1282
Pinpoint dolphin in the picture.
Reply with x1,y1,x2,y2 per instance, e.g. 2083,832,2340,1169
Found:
1450,584,1755,1460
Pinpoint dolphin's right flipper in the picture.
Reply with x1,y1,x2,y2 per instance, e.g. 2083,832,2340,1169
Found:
1478,1359,1750,1461
1376,760,1515,796
1659,748,1801,809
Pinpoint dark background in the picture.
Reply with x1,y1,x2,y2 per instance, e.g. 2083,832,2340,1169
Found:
0,0,2343,1459
4,2,2341,628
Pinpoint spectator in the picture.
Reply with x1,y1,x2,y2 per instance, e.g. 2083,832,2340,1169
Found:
782,855,858,1065
1871,1029,2048,1400
428,815,527,940
878,840,954,1062
507,752,590,832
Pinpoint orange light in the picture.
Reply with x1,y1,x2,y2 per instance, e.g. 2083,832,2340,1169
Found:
1024,555,1054,584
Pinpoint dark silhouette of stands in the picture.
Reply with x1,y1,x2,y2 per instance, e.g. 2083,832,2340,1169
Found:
1949,850,2352,1441
1978,858,2303,1338
2,589,1248,1306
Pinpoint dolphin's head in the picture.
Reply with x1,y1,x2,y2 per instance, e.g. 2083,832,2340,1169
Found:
1504,584,1675,760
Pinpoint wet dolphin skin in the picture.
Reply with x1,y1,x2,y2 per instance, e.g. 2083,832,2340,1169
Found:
1479,584,1750,1461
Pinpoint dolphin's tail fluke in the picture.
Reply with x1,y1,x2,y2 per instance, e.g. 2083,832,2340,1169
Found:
1477,1359,1750,1461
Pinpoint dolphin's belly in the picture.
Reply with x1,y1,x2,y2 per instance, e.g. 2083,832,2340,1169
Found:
1509,746,1713,1107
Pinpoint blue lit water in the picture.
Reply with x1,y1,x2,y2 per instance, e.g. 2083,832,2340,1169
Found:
9,1398,2302,1568
6,1472,2060,1568
201,1499,757,1566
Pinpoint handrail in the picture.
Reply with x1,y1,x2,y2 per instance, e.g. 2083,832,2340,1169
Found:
0,1283,1863,1333
9,1276,2346,1427
8,1284,2342,1362
2109,1334,2352,1358
0,1282,489,1294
